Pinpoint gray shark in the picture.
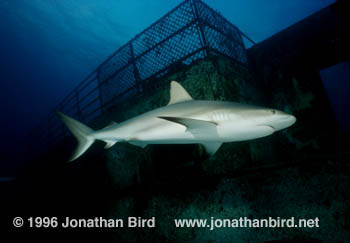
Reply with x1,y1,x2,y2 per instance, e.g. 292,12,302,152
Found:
57,81,296,161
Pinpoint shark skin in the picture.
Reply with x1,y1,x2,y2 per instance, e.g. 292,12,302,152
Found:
57,81,296,161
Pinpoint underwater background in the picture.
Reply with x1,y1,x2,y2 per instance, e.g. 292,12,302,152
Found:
1,0,349,242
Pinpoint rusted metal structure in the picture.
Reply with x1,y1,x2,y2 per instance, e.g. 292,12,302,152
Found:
26,0,253,154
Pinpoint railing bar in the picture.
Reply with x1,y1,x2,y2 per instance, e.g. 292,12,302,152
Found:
96,0,193,70
101,48,205,110
83,106,102,119
196,0,255,46
201,20,246,48
59,93,76,108
77,86,100,104
142,47,206,80
100,86,136,110
80,96,100,112
100,20,198,86
77,76,98,93
58,72,97,108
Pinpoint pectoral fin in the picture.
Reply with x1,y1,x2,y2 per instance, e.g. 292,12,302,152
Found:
159,116,222,154
201,142,222,155
158,116,218,137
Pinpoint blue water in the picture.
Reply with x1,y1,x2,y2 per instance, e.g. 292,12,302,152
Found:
0,0,336,175
320,62,350,132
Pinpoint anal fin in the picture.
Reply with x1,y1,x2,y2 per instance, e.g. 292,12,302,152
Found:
128,141,148,148
104,141,117,149
201,142,222,155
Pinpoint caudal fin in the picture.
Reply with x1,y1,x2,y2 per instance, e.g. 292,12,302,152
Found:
56,112,95,161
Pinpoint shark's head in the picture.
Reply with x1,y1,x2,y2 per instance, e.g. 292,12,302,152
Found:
256,108,296,131
237,107,297,132
216,104,297,142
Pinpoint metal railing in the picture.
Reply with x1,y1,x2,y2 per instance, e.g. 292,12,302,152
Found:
25,0,254,156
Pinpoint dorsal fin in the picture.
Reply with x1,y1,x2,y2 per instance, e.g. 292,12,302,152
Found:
168,81,193,105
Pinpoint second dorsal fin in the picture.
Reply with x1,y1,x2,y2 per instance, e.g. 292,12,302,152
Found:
168,81,193,105
104,121,117,129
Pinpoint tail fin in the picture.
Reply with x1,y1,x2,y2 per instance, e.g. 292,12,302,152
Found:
56,112,95,161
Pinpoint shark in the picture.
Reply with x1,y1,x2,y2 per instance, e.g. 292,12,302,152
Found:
57,81,296,161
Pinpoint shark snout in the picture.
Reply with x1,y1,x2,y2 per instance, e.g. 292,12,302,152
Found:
272,113,296,131
258,110,296,132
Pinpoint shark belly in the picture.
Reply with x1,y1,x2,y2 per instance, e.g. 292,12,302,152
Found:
217,122,275,142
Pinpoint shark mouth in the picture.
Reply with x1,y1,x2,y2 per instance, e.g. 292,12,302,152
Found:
257,124,276,131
